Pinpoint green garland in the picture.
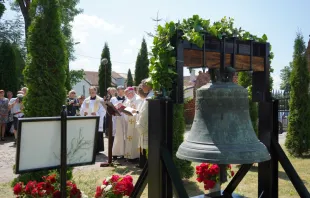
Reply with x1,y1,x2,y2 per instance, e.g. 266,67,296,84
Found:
149,15,274,93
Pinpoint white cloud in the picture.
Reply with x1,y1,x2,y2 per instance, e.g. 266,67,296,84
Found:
272,73,281,90
72,14,124,43
122,49,133,55
129,39,137,46
70,58,96,71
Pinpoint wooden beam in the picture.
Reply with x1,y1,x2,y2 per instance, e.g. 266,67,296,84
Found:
183,49,264,71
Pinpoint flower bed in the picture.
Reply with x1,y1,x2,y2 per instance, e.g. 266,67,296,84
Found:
95,175,134,198
13,173,85,198
196,163,234,190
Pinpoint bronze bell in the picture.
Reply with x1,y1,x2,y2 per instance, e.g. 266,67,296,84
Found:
176,80,271,164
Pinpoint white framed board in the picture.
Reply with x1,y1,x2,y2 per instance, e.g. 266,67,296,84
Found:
15,116,99,174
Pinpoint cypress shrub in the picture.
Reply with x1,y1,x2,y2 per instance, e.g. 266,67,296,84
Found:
98,42,112,97
23,0,67,117
0,41,19,94
127,69,133,86
173,104,194,179
285,32,310,156
13,0,72,186
134,38,149,85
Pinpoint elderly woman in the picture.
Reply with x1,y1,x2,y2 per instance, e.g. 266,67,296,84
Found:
0,90,9,141
66,90,79,116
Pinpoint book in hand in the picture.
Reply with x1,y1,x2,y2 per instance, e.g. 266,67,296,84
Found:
122,107,137,116
101,101,121,116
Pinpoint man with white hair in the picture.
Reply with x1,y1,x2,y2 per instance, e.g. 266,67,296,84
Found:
112,86,127,159
123,87,142,162
8,93,24,145
136,78,154,167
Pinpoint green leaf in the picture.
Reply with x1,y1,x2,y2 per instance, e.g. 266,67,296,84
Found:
262,34,268,42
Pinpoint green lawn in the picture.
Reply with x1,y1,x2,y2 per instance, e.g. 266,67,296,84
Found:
1,146,309,198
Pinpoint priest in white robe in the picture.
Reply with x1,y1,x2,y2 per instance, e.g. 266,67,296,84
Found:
136,78,154,163
80,86,106,153
112,86,127,158
123,87,142,161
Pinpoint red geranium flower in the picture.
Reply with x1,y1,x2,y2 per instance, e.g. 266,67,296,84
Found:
13,182,23,195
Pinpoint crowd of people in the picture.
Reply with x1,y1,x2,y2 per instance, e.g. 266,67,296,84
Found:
70,78,153,168
0,79,152,168
0,87,27,145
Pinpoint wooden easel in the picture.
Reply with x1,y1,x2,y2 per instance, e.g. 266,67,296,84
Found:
100,101,121,167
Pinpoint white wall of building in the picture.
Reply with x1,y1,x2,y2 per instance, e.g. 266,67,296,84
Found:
72,79,90,97
115,78,125,87
184,87,194,99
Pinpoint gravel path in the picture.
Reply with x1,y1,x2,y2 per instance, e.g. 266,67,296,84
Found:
0,137,17,183
0,136,110,183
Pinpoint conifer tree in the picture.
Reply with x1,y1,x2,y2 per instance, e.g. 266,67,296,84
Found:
23,0,67,117
134,38,149,85
98,42,112,97
285,32,310,156
0,41,19,94
238,72,258,134
127,69,133,87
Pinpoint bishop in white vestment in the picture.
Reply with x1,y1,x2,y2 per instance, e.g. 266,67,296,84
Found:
123,87,142,160
80,87,106,153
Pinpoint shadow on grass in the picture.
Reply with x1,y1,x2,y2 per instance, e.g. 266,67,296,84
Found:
114,165,143,176
237,164,308,185
182,179,205,197
95,153,108,163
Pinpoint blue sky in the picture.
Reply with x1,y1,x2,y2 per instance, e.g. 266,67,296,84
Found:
3,0,310,90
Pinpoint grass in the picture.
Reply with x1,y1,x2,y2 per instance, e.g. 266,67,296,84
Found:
1,145,309,197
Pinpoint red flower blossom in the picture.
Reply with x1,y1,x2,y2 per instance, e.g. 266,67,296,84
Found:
53,190,61,198
204,180,216,190
25,181,37,194
195,163,235,191
45,174,57,184
111,174,121,182
96,174,134,197
13,182,23,195
70,185,82,198
12,174,81,198
231,171,235,176
95,186,102,198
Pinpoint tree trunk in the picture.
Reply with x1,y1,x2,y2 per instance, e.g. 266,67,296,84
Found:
17,0,31,41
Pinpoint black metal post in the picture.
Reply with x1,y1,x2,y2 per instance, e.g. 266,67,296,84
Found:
163,101,173,198
174,31,184,104
271,138,310,197
256,42,273,198
60,105,67,198
148,99,166,198
271,100,279,198
105,62,107,137
107,114,112,164
258,102,273,198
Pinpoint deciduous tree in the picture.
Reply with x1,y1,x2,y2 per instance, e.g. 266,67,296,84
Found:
69,69,85,88
280,62,293,92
